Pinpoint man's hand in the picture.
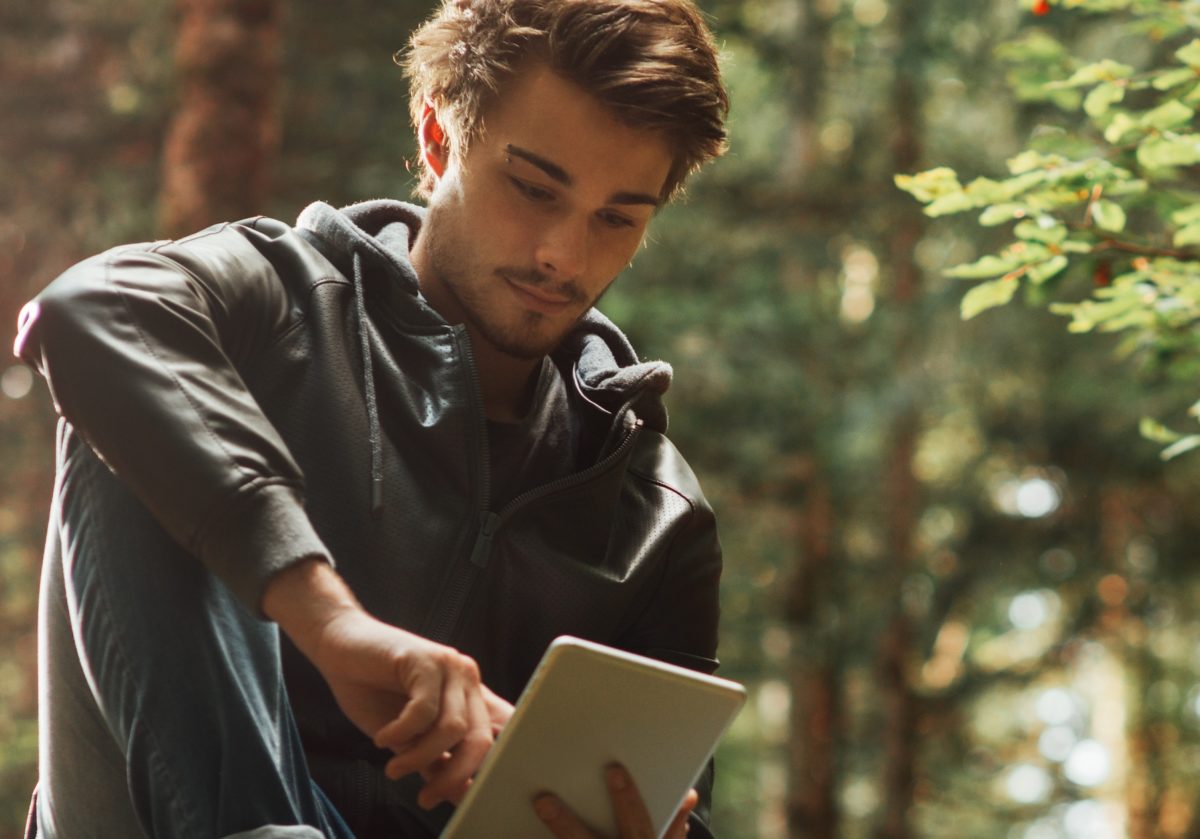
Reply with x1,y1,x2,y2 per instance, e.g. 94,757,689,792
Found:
533,764,698,839
262,558,514,809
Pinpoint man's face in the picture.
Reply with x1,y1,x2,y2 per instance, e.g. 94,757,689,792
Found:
414,63,675,360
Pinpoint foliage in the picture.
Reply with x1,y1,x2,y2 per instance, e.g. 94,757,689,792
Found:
897,0,1200,459
9,2,1200,838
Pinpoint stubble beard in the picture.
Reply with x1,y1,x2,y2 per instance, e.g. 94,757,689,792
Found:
428,241,594,361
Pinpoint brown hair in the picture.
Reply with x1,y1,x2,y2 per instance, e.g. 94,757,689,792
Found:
400,0,728,201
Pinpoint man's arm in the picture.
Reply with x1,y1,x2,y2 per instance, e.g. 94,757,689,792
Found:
262,558,513,808
18,225,513,805
15,225,321,609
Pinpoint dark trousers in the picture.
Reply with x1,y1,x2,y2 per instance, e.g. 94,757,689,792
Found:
34,424,354,839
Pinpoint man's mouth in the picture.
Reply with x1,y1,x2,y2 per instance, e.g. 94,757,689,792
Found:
503,274,575,315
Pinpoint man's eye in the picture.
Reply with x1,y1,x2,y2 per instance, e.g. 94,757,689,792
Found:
599,211,635,229
511,178,554,202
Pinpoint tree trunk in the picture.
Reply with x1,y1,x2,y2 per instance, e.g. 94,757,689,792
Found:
875,0,926,835
786,474,841,839
781,2,842,836
876,416,920,839
159,0,283,237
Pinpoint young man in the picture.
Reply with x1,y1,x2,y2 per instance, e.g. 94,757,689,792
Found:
16,1,729,837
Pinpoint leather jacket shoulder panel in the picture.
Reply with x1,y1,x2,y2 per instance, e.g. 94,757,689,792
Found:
17,220,340,609
619,430,722,672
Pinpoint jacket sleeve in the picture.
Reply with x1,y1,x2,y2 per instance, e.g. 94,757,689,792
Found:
14,221,334,612
626,495,723,673
622,491,725,837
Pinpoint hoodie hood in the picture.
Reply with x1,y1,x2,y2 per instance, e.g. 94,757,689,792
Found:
298,199,425,297
296,199,674,432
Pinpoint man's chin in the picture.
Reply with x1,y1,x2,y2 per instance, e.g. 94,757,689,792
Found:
480,325,570,361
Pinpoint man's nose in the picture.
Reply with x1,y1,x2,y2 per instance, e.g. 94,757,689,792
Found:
534,216,588,281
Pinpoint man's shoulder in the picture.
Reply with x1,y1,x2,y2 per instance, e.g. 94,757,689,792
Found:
135,215,349,292
626,428,711,514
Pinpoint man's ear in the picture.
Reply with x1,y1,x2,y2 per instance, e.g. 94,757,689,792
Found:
419,102,450,179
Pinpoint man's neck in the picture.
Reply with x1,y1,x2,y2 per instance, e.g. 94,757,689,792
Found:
410,234,542,422
472,342,544,423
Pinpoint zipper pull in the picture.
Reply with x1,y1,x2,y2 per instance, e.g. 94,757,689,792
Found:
469,512,501,568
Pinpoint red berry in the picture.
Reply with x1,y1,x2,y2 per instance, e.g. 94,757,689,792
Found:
1032,0,1051,15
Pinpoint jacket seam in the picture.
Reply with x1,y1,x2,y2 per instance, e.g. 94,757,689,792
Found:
145,222,235,253
260,277,351,353
626,467,699,512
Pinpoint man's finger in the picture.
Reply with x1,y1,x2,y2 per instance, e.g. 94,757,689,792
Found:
533,793,594,839
416,683,494,808
372,659,445,752
606,764,655,839
384,679,471,781
482,684,515,734
664,789,700,839
384,696,468,782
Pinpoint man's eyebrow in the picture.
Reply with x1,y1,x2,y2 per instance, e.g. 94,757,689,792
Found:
609,190,661,208
506,144,571,186
506,144,663,208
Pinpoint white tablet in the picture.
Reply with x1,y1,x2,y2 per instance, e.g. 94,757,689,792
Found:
441,636,746,838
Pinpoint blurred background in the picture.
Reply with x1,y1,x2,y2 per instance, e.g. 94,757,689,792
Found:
3,0,1200,837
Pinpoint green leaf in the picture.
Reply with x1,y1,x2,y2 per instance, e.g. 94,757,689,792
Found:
979,203,1028,226
1137,135,1200,168
925,191,976,217
1091,200,1126,232
1176,39,1200,69
894,167,961,202
963,177,1009,203
1014,218,1067,244
1162,435,1200,460
1098,308,1154,332
1141,100,1195,131
1172,204,1200,225
961,278,1018,320
1026,255,1069,285
1050,59,1135,89
1104,112,1140,144
1105,178,1148,197
1007,150,1061,175
1153,67,1198,91
945,253,1020,279
1084,82,1125,117
1140,417,1182,444
997,31,1067,64
1174,222,1200,247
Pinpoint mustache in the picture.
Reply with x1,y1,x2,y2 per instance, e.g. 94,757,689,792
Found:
498,268,588,305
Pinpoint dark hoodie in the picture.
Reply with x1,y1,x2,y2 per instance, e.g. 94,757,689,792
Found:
18,200,723,836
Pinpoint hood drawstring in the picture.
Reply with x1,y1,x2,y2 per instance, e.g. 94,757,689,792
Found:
352,251,384,516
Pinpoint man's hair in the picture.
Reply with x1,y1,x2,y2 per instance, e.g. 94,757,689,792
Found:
400,0,729,202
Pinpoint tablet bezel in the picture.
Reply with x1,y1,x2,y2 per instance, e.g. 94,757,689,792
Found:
440,635,746,838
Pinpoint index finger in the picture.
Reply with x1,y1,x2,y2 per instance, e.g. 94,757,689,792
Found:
373,661,444,752
605,765,655,839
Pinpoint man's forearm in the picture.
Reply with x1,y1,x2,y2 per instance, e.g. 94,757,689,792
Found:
261,556,361,658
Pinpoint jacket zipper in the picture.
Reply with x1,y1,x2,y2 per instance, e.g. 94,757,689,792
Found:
443,416,643,636
487,413,643,530
427,380,645,643
424,326,491,642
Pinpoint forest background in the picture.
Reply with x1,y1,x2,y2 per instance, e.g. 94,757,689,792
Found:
3,0,1200,837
